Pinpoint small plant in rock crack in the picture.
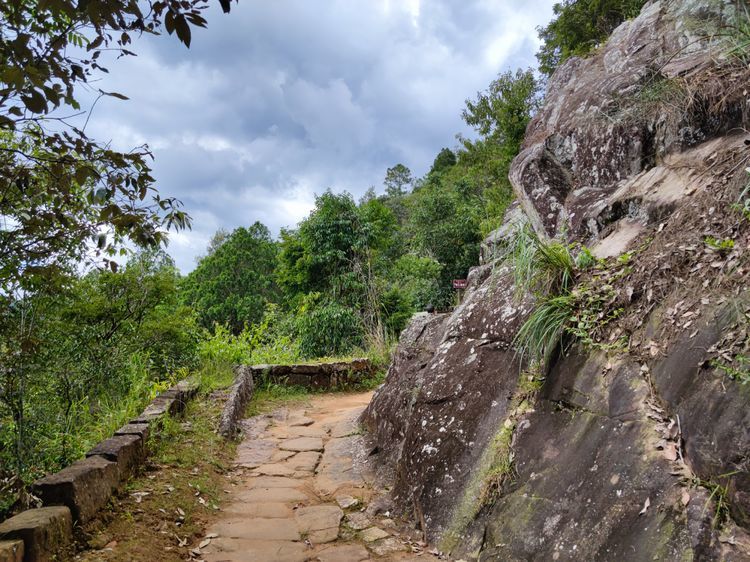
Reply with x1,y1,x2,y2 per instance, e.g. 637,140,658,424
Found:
478,367,542,506
508,225,627,364
704,236,736,253
706,305,750,386
480,424,516,505
694,471,739,529
722,1,750,65
711,355,750,385
732,168,750,221
566,285,628,352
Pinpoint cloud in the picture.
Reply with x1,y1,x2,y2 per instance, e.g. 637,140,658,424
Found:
81,0,556,272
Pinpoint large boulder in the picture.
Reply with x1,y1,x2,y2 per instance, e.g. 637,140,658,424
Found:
363,251,534,541
363,1,750,559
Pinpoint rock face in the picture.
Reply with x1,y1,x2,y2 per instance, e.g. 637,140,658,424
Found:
363,260,534,539
363,1,750,560
0,540,23,562
512,0,748,242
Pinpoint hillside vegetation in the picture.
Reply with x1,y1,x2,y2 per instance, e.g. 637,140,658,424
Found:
0,0,645,520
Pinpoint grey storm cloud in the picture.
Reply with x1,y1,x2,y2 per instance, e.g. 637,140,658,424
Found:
80,0,556,272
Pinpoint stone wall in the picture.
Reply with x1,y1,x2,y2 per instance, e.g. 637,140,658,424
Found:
219,359,374,439
0,380,198,562
219,365,256,439
257,358,373,389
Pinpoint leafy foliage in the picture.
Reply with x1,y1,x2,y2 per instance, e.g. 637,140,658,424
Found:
181,223,278,334
0,252,200,514
462,69,540,152
296,301,365,358
407,181,482,307
536,0,648,75
384,163,414,196
0,0,220,290
460,69,540,235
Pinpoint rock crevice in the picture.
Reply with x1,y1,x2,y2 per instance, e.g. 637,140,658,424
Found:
362,1,750,559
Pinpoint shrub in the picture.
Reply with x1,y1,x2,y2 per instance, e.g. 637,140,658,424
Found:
379,287,415,335
296,302,364,358
138,304,201,373
390,254,443,311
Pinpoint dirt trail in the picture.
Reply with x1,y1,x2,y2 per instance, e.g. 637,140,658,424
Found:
202,392,439,562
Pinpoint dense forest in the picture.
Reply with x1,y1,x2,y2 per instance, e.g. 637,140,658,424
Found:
0,0,647,517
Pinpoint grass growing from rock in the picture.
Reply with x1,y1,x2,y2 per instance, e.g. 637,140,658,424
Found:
693,471,739,530
507,224,578,298
509,225,636,366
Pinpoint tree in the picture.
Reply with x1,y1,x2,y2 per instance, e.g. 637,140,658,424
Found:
462,68,540,154
359,196,403,264
407,183,482,307
0,249,199,500
206,228,230,256
0,0,226,292
278,191,372,306
536,0,647,75
182,223,279,334
429,148,457,175
458,68,540,234
384,164,413,197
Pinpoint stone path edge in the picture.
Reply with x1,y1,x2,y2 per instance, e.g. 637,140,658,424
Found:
0,378,199,562
218,359,374,440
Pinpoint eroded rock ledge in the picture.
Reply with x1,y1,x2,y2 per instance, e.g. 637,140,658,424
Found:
362,1,750,559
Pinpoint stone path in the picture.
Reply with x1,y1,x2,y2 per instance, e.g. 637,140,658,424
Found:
201,393,440,562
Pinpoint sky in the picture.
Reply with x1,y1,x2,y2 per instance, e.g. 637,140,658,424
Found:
82,0,556,272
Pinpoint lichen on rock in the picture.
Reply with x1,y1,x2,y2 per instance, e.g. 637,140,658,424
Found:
361,0,750,559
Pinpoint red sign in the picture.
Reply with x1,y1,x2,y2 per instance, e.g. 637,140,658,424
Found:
452,279,468,289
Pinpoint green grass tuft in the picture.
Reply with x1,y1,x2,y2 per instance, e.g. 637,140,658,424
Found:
514,294,575,364
507,225,579,298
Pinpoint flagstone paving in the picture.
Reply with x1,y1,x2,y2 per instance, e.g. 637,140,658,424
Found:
201,392,442,562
